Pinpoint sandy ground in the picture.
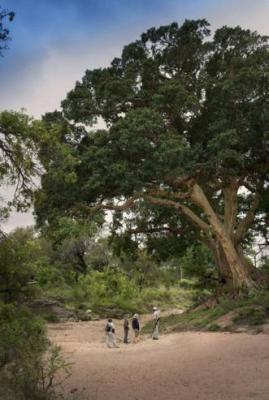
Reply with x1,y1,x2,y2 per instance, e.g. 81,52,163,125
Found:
48,316,269,400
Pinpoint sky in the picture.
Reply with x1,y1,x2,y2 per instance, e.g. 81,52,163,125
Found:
1,0,269,231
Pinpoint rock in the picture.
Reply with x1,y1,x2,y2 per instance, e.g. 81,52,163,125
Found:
94,307,125,319
29,298,76,322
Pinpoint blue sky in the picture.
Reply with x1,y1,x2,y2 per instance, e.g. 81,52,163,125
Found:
1,0,269,118
1,0,269,230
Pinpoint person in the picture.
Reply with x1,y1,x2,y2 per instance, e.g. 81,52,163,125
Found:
105,318,119,348
123,315,129,344
132,313,140,343
152,306,160,340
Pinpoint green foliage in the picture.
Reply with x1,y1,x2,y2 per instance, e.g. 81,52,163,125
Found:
260,256,269,274
43,313,60,323
233,307,266,326
35,262,67,289
141,307,223,334
178,244,217,286
42,266,196,316
119,251,164,289
0,304,47,369
31,230,216,316
44,216,99,245
37,217,104,278
0,227,71,399
35,20,269,291
206,323,221,331
0,303,71,400
70,268,139,313
143,289,269,333
0,111,44,211
0,228,42,303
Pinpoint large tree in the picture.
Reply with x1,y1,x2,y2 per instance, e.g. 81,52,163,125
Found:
36,20,269,290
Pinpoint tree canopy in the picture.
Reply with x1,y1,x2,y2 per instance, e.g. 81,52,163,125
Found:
35,20,269,290
0,111,44,217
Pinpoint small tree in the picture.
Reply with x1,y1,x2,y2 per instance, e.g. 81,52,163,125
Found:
0,228,40,303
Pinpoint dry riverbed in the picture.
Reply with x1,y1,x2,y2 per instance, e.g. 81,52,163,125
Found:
48,316,269,400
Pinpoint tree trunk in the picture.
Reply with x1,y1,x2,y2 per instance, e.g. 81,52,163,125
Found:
216,232,256,289
212,241,233,285
236,244,267,286
190,183,259,290
144,181,264,291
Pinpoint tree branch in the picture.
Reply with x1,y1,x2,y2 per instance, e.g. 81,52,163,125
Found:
127,226,183,236
78,189,211,236
144,195,211,233
76,194,141,214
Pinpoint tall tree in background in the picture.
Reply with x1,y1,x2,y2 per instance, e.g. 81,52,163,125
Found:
36,20,269,290
0,5,15,56
0,111,44,226
0,6,40,222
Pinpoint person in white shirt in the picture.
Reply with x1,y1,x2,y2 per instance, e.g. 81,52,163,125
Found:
152,306,160,340
105,318,119,348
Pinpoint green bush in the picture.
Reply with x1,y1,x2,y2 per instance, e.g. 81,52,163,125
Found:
0,304,70,400
206,323,221,331
43,313,60,323
233,307,267,326
73,268,139,305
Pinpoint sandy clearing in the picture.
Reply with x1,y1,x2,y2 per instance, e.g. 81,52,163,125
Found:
48,318,269,400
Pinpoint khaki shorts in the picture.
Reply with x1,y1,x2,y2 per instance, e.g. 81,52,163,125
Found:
134,329,140,337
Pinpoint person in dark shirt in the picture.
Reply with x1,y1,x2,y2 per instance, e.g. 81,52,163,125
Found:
132,313,140,343
123,315,129,344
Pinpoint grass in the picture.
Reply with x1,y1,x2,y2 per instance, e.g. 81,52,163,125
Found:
233,307,267,326
41,284,208,318
43,312,60,323
142,289,269,334
142,306,225,333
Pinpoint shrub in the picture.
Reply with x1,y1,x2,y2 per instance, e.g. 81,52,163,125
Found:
206,323,221,331
233,307,266,326
0,304,71,400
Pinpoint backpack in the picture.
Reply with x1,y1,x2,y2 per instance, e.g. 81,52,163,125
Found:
105,323,115,333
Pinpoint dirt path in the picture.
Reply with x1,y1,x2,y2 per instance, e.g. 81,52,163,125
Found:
48,317,269,400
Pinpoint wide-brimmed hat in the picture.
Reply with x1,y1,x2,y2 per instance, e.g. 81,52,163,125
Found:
152,306,158,310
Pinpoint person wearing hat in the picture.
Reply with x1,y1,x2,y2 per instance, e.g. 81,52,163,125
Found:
152,306,160,340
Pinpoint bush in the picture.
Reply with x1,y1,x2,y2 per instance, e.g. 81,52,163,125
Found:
233,307,267,326
206,323,221,331
0,304,71,400
73,268,139,306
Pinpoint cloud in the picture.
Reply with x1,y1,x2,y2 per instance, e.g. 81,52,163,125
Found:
205,0,269,34
0,33,139,117
1,0,269,231
3,0,269,118
2,209,34,233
